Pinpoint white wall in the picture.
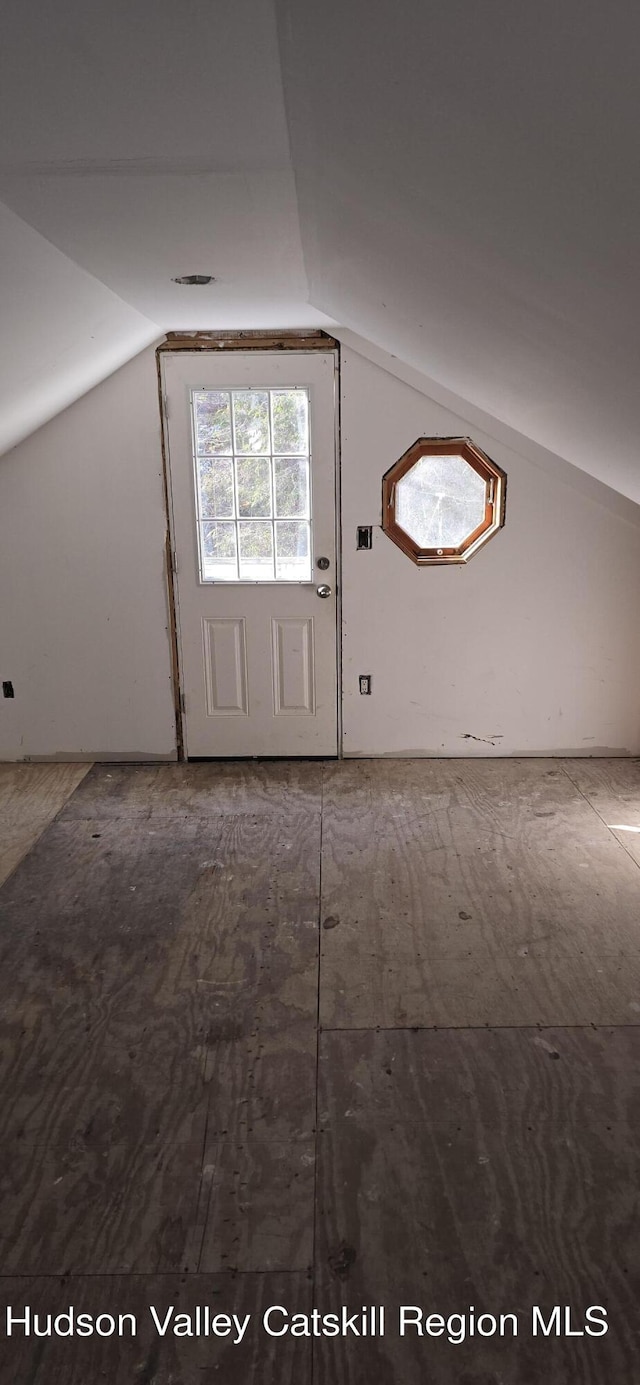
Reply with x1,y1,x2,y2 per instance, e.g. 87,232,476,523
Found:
0,200,159,457
279,0,640,504
0,347,176,760
340,346,640,756
3,337,639,762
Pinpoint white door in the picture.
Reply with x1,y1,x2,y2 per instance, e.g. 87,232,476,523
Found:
162,350,339,756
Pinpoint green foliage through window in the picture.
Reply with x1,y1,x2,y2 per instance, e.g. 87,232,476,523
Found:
192,388,312,581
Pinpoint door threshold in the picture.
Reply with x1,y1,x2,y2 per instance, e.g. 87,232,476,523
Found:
186,754,339,762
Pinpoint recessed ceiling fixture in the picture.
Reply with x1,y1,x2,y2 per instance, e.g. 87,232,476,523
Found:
172,274,216,286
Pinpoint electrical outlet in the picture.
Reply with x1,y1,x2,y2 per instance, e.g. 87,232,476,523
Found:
359,675,372,695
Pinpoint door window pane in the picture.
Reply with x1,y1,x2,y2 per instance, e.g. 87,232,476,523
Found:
236,456,272,517
201,521,238,581
232,391,270,454
275,520,310,580
272,390,309,454
193,391,232,454
197,456,234,518
274,457,309,518
192,387,312,581
238,521,274,581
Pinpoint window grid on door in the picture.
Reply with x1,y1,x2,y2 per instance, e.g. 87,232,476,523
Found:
191,386,312,582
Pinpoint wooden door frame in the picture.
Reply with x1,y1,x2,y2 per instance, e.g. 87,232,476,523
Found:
156,330,342,761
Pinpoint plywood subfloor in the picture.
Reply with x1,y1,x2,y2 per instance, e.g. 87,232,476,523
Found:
1,757,640,1383
0,1274,312,1384
563,756,640,866
313,1026,640,1384
0,761,90,885
320,758,640,1026
0,798,321,1276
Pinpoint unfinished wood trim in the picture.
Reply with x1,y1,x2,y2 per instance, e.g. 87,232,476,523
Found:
157,329,339,353
155,351,185,761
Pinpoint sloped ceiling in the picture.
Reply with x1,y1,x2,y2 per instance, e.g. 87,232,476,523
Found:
0,201,158,454
0,0,332,454
1,0,640,504
276,0,640,502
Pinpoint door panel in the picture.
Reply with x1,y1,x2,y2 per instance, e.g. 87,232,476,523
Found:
271,617,315,715
162,351,338,757
203,618,248,715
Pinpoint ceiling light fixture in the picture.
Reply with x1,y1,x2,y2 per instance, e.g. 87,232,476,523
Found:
172,274,216,286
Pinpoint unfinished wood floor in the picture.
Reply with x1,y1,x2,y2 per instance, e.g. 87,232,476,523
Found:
1,758,640,1383
0,762,90,887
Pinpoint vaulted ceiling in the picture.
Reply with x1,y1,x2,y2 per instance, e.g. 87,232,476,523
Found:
2,0,639,502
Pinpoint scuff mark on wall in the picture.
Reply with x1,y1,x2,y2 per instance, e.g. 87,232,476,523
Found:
461,733,504,746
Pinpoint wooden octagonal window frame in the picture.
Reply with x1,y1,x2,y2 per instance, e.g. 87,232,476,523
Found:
382,436,507,565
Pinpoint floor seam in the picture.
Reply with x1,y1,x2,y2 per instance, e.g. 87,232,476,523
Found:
0,1269,309,1280
318,1022,639,1032
310,766,325,1385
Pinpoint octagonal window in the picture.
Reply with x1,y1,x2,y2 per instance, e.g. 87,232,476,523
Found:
382,437,506,565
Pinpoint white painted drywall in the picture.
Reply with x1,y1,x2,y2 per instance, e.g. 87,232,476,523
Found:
3,336,638,761
0,0,291,171
0,201,159,456
278,0,640,503
0,171,331,332
0,347,176,760
0,0,334,455
340,346,640,756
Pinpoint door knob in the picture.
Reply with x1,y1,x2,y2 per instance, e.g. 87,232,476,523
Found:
316,584,332,598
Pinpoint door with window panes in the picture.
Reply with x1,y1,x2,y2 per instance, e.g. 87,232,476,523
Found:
161,350,338,756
